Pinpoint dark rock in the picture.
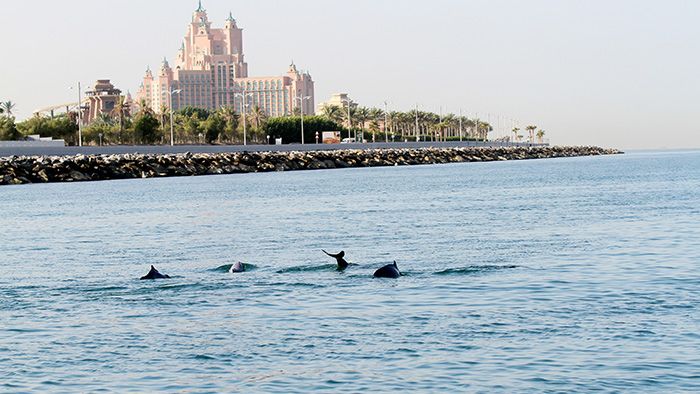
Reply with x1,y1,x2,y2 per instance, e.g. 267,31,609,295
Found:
0,146,622,186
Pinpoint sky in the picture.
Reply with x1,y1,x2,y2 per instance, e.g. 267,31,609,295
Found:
0,0,698,149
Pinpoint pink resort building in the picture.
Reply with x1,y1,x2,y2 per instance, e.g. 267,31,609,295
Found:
136,2,315,117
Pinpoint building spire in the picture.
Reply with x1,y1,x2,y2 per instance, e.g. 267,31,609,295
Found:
227,11,235,22
196,0,204,12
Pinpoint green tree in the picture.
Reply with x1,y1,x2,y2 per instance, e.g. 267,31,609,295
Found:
526,125,537,143
177,106,211,120
0,116,20,140
203,113,226,143
83,122,118,145
1,101,16,116
181,113,203,143
216,106,240,142
355,106,370,133
263,116,343,144
249,105,267,142
321,104,343,124
16,115,78,144
512,127,520,143
132,111,160,144
111,96,131,143
536,129,546,143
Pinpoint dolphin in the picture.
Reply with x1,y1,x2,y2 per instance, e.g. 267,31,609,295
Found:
229,262,246,273
322,250,349,271
140,265,171,280
373,261,402,279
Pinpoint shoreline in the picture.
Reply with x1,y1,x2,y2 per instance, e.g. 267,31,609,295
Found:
0,146,621,186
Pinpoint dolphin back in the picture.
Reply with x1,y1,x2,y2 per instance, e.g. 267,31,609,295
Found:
229,262,246,273
140,265,171,280
373,262,401,279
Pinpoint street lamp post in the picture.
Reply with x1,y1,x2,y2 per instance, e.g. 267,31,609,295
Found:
459,108,463,142
295,95,311,144
439,106,443,142
234,92,254,145
167,89,181,146
77,82,83,147
384,101,389,143
415,103,419,142
341,98,352,141
487,113,491,142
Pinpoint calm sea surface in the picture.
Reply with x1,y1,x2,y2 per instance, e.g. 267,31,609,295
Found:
1,150,699,393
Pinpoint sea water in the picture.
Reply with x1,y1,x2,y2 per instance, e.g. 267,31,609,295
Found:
1,150,699,392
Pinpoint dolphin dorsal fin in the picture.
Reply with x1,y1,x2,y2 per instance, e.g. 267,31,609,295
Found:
393,261,398,268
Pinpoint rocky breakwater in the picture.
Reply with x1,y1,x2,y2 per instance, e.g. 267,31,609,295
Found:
0,146,621,186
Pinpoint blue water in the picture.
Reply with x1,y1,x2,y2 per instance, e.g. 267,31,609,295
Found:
1,150,699,393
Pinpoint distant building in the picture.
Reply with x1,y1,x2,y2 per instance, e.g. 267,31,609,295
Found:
316,93,353,115
84,80,126,124
136,2,315,117
34,79,130,125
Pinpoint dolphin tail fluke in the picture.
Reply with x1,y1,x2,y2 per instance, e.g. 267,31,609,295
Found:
322,249,341,258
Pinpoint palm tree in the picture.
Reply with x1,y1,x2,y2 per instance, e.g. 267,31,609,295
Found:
249,105,267,142
321,104,343,124
388,111,402,139
526,125,537,143
216,106,239,143
96,113,113,125
138,99,154,116
2,101,16,116
355,106,370,141
342,104,358,139
536,129,546,143
368,107,384,142
512,127,520,143
158,106,169,131
442,113,456,140
475,121,491,141
111,96,130,143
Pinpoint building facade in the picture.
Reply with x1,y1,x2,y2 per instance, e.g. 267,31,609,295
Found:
316,93,353,115
84,80,123,124
136,2,315,117
34,80,131,124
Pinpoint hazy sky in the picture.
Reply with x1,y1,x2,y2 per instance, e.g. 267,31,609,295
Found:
1,0,698,149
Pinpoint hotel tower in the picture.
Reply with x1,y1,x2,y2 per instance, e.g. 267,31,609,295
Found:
136,2,315,117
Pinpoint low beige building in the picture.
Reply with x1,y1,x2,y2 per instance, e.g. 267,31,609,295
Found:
316,93,352,115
